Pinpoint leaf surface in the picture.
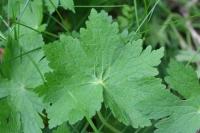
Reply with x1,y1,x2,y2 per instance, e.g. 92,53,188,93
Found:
0,32,49,133
165,60,200,98
155,61,200,133
42,9,172,129
45,0,74,14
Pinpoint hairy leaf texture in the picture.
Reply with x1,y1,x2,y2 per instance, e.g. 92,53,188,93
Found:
42,9,171,129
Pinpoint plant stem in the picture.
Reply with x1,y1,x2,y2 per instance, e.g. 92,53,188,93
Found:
136,0,160,32
49,0,66,25
17,0,30,20
0,32,6,41
97,111,121,133
11,47,42,62
14,22,59,38
74,5,125,8
135,128,142,133
17,45,46,84
0,16,11,31
98,112,112,131
85,116,99,133
143,0,148,15
48,14,69,32
134,0,139,28
81,122,89,133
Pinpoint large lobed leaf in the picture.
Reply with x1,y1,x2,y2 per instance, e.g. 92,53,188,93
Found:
155,61,200,133
41,9,175,129
0,31,50,133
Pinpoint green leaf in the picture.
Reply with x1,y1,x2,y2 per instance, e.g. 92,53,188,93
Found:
165,60,200,99
7,0,43,29
0,99,20,133
42,36,103,128
45,0,74,14
20,0,43,29
42,9,166,128
0,80,10,98
7,0,21,18
155,96,200,133
8,80,44,133
0,32,50,133
53,123,72,133
100,43,166,127
155,61,200,133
